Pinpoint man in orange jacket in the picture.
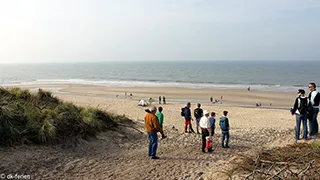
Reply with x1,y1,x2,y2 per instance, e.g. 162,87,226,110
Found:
145,106,166,159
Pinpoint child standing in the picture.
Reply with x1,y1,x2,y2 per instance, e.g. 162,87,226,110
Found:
156,106,164,129
209,112,216,137
220,111,230,148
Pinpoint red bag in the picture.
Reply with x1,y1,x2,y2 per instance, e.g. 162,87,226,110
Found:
206,138,212,149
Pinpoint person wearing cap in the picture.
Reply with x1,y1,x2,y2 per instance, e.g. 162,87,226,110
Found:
145,106,166,159
184,102,195,133
291,89,308,141
199,110,213,153
308,82,320,137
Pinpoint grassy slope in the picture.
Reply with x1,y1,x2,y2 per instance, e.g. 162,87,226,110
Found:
0,87,132,145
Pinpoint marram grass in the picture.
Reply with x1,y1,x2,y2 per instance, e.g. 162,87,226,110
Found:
0,87,131,146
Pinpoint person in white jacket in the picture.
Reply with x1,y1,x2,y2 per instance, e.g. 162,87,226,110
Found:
199,110,212,153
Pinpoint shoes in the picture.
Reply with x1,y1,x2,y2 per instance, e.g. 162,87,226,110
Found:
151,156,160,159
222,145,225,148
185,131,188,133
225,146,230,148
208,149,214,152
202,150,206,153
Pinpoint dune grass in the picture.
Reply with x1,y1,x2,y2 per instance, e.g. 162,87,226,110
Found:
0,87,132,146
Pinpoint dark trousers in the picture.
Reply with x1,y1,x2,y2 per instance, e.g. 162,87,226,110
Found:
222,131,230,147
309,108,319,136
201,128,211,151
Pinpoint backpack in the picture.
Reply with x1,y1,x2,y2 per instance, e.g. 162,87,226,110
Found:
181,107,185,117
194,108,202,119
220,117,228,131
298,97,308,114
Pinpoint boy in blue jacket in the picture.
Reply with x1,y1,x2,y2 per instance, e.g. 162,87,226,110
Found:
220,111,230,148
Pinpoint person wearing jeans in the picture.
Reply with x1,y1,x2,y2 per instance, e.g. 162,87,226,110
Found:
220,111,230,148
310,108,319,136
148,132,158,157
292,89,308,140
308,83,320,137
222,131,230,148
145,106,166,159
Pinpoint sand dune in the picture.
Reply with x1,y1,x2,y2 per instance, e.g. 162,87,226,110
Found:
1,84,308,179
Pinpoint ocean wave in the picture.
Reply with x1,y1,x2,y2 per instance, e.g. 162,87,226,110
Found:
1,79,299,92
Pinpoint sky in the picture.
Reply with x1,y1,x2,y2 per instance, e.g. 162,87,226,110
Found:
0,0,320,63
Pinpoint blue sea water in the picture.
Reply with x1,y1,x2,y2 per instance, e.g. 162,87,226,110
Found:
0,61,319,92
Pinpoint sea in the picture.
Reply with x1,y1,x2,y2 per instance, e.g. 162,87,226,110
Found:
0,61,319,92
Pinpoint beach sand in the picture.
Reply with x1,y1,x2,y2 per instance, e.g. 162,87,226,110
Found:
1,84,307,179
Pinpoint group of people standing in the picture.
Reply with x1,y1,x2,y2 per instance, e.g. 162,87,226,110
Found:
291,82,320,141
182,102,230,153
144,103,231,159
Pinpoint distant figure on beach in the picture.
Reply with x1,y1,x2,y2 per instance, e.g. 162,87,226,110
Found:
130,93,133,99
156,106,164,129
209,112,216,137
210,97,213,104
194,103,203,134
291,89,308,141
116,94,119,98
144,106,166,159
259,102,261,107
163,96,166,104
199,110,213,153
247,87,251,91
183,102,195,133
148,97,154,104
220,111,230,148
125,92,127,97
308,82,320,137
270,103,272,106
159,96,161,104
220,96,223,104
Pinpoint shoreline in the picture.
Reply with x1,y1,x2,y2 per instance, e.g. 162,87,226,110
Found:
1,79,306,93
3,83,297,108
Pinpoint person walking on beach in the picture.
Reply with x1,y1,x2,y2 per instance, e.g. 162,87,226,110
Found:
159,96,161,104
145,106,166,159
194,103,203,134
291,89,308,141
220,111,230,148
209,112,216,137
163,96,166,104
183,102,195,133
156,106,164,129
308,82,320,137
210,97,213,104
199,110,212,153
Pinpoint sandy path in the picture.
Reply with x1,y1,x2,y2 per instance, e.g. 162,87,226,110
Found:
0,124,295,180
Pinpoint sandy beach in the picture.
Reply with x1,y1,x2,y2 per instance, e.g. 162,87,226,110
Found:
1,84,308,179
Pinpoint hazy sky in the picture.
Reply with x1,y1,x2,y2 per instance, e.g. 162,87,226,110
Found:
0,0,319,63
